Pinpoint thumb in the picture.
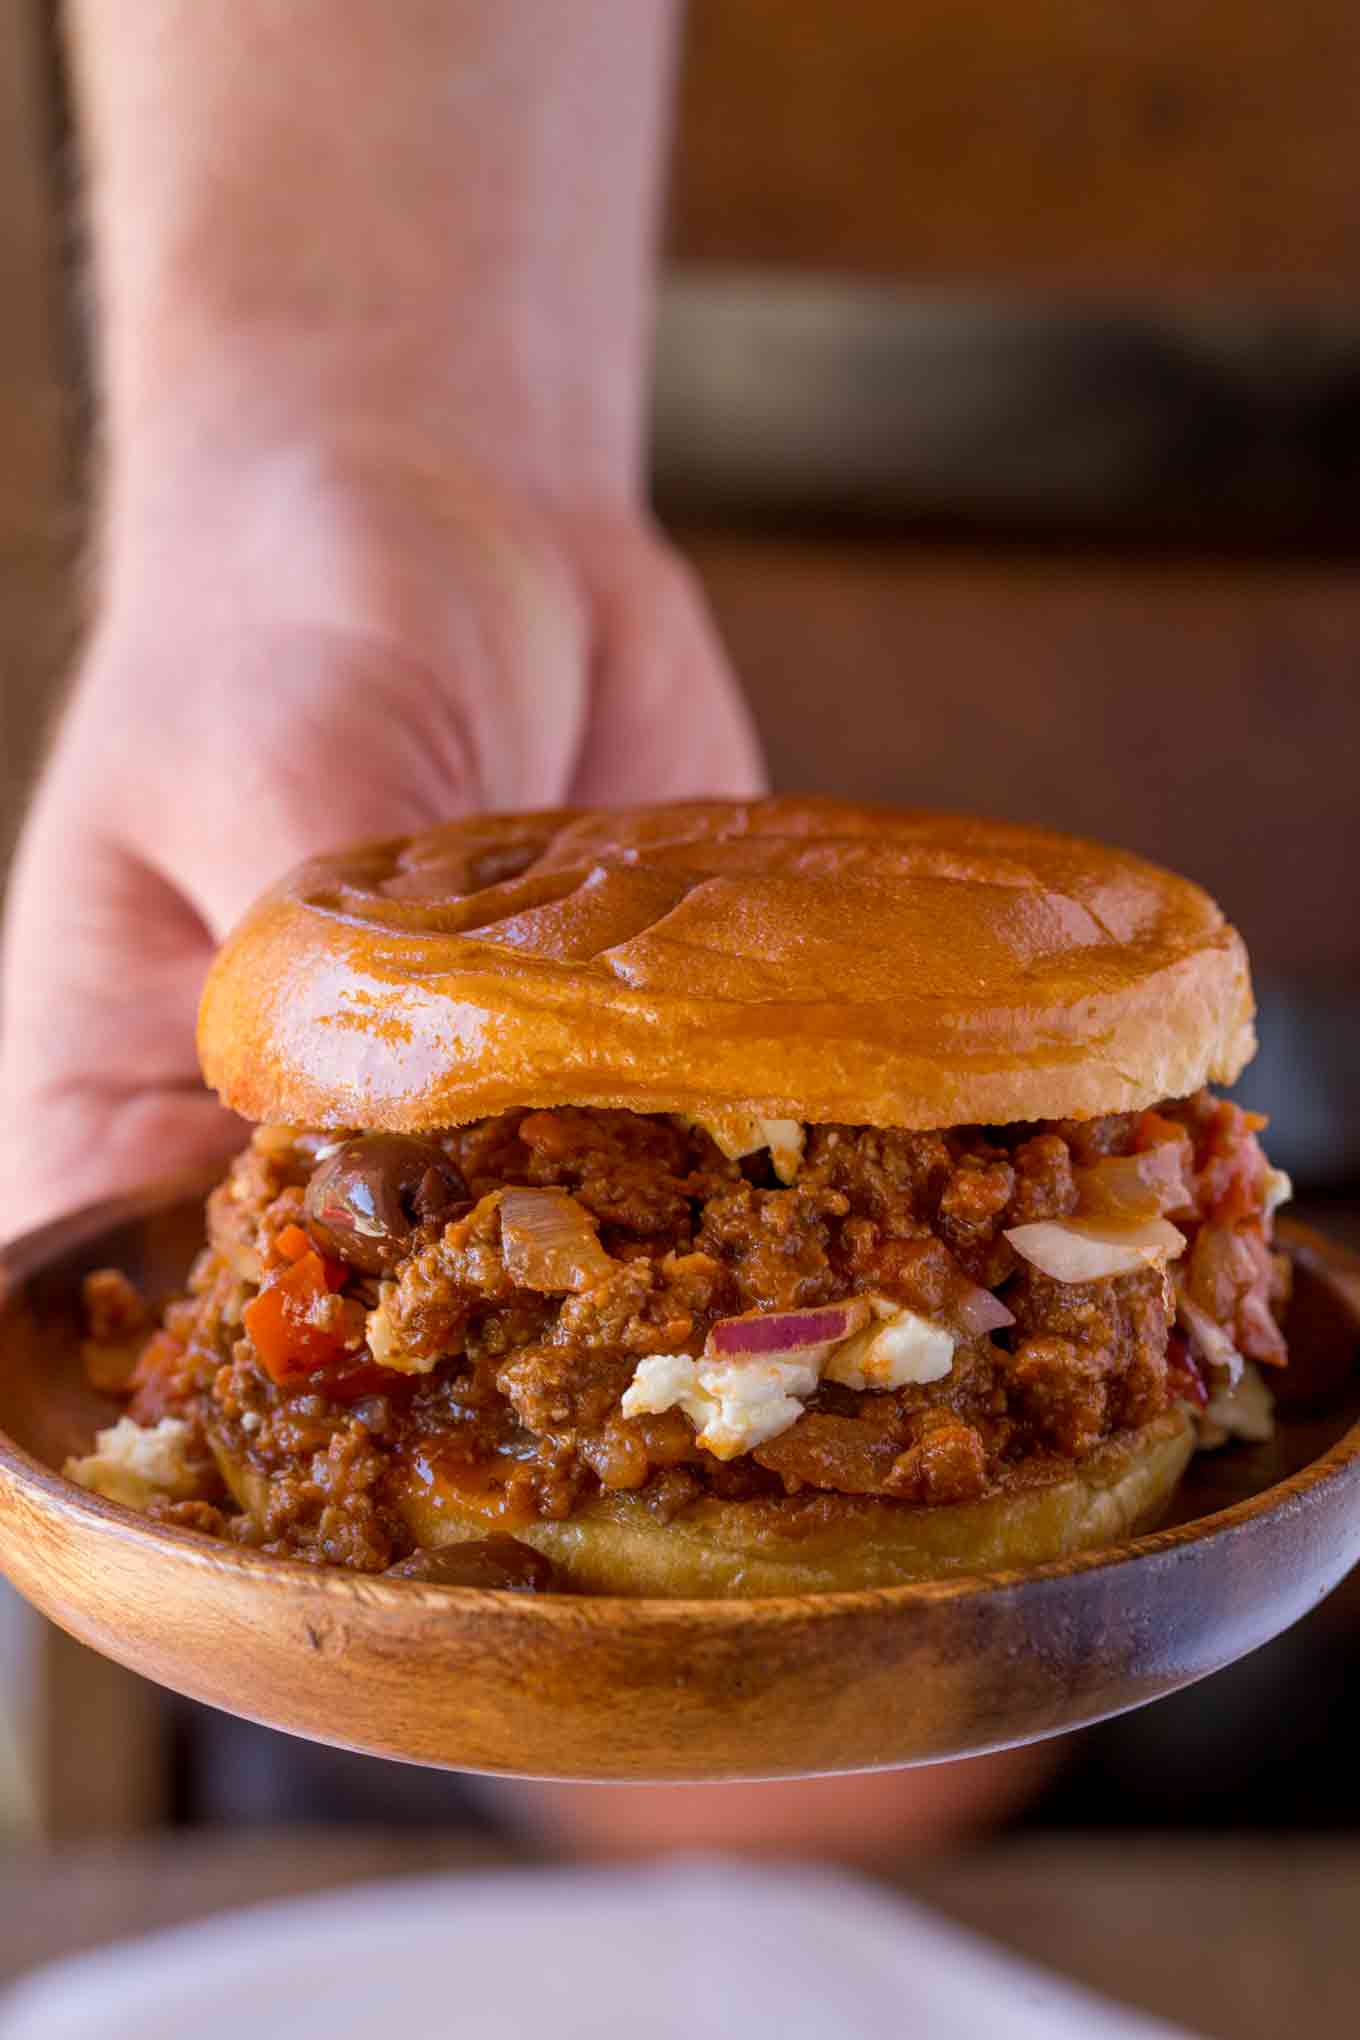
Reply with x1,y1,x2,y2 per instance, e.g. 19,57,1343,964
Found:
0,802,242,1241
567,534,766,806
93,627,488,943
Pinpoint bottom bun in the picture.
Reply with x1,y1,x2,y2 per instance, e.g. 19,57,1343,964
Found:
397,1410,1193,1597
212,1411,1191,1597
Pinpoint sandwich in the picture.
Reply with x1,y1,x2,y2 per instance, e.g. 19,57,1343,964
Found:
69,798,1291,1594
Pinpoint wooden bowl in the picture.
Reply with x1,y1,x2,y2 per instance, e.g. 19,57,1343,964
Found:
0,1182,1357,1782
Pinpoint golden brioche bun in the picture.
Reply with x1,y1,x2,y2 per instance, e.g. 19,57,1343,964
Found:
211,1412,1193,1597
198,799,1256,1133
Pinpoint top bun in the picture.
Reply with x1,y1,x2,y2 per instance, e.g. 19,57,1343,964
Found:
198,798,1256,1133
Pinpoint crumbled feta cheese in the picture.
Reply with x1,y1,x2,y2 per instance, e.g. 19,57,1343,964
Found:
65,1416,200,1510
682,1112,806,1183
760,1119,806,1186
621,1349,822,1461
823,1302,956,1390
621,1297,960,1458
1199,1360,1276,1447
365,1288,439,1374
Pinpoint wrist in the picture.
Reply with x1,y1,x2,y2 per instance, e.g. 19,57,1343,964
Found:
103,316,645,543
74,0,676,544
96,338,656,646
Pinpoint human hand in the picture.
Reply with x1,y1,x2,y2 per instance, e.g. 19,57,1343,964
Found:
0,432,762,1241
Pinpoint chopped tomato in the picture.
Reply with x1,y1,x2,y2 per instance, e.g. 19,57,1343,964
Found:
1132,1111,1193,1154
1165,1330,1208,1410
247,1226,390,1395
244,1244,351,1385
1135,1105,1267,1228
271,1222,347,1289
1197,1104,1269,1227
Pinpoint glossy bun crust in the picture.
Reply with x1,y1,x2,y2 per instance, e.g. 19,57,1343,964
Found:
199,799,1256,1133
215,1412,1193,1597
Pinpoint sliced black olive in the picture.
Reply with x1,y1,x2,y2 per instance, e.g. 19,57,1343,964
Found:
384,1535,561,1592
303,1134,467,1274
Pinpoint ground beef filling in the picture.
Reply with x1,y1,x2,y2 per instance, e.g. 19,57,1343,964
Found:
88,1095,1288,1572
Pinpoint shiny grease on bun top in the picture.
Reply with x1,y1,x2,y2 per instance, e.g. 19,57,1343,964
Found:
198,797,1257,1134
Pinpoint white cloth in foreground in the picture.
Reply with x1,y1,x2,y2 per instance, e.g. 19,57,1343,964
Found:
0,1857,1194,2040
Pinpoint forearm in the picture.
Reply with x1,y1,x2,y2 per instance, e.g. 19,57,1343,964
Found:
67,0,681,508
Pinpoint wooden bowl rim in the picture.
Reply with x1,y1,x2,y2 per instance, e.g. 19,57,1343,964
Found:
2,1174,1355,1630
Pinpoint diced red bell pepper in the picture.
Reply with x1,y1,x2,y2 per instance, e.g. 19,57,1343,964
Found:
245,1243,350,1385
246,1226,389,1394
272,1223,348,1289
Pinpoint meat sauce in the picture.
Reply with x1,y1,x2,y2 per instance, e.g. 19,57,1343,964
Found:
84,1094,1289,1572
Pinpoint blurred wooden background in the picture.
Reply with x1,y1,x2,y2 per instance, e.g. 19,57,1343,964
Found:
673,0,1360,296
667,3,1360,1016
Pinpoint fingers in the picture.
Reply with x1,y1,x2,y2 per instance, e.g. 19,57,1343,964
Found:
0,619,474,1238
66,627,482,943
566,525,767,806
0,493,755,1245
84,457,592,938
0,1083,243,1250
0,517,591,1234
0,801,241,1242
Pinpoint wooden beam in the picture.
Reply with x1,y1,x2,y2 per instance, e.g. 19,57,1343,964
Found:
671,0,1360,300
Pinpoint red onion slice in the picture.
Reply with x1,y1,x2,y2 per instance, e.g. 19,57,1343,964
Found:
705,1298,872,1361
499,1188,614,1293
948,1281,1016,1338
